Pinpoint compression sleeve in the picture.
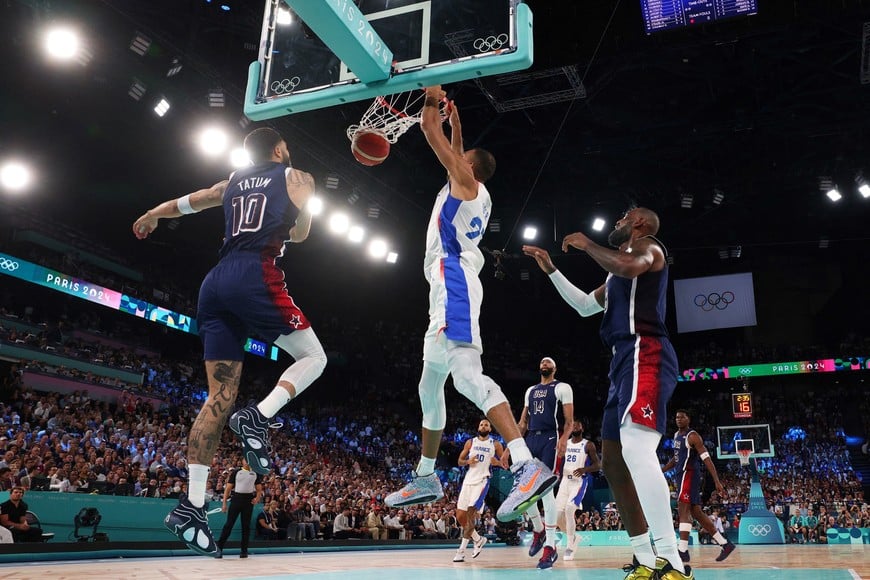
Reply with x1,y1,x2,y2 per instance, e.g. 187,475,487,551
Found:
548,270,604,317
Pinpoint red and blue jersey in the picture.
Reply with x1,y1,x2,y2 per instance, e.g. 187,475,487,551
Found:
673,429,700,474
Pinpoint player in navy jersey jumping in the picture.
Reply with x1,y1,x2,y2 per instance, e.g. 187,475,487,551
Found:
523,207,692,580
661,410,735,563
132,127,327,557
517,356,574,569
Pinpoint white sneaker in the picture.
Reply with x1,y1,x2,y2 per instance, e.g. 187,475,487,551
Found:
472,536,488,558
453,551,466,562
564,548,575,561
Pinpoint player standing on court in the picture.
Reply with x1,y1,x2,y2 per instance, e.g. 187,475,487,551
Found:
385,86,557,523
523,207,693,580
555,419,600,561
661,410,735,563
517,356,574,569
452,419,505,562
132,127,327,557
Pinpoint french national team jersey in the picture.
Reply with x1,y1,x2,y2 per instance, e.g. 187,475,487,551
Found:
423,182,492,283
673,429,700,473
524,381,573,432
562,438,590,480
218,162,298,261
599,235,670,347
464,436,496,485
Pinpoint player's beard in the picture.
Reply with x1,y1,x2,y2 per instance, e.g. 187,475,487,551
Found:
571,431,583,439
540,369,554,379
281,149,291,166
477,430,490,438
608,223,632,247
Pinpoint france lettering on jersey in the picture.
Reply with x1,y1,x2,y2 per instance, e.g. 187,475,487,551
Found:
463,436,496,485
599,235,670,347
673,429,700,473
562,438,590,481
219,162,299,261
524,381,572,432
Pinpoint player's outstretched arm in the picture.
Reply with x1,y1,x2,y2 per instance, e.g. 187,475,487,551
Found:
286,168,315,243
133,180,228,240
447,100,463,155
563,233,661,279
522,245,604,316
419,86,477,199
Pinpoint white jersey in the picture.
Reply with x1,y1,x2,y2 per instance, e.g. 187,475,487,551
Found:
463,436,496,485
424,182,492,282
562,438,590,481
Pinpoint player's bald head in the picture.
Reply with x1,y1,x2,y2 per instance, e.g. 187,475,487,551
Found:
634,207,660,236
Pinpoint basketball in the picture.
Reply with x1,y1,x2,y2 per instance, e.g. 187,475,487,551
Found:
351,131,390,166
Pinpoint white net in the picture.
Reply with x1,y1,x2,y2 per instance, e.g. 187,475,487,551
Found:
347,90,445,144
737,450,752,467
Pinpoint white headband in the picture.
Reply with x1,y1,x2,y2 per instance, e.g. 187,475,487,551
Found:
541,357,556,367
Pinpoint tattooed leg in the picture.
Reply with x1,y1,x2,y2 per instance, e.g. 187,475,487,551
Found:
188,360,242,465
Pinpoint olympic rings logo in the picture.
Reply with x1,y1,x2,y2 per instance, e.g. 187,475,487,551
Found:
270,76,301,95
0,258,20,271
694,291,735,311
738,368,753,375
473,33,509,53
747,524,772,536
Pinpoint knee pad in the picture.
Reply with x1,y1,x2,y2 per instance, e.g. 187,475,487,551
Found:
418,363,448,431
619,419,665,476
446,345,508,413
275,329,327,393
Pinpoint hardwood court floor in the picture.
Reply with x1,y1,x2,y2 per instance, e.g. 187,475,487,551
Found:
0,544,865,580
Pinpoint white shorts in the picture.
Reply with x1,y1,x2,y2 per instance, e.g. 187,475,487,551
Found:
555,476,590,511
423,265,483,369
456,479,490,512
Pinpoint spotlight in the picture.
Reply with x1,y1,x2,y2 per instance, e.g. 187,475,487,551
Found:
325,174,340,189
208,89,225,108
166,58,183,77
860,184,870,199
729,245,742,259
128,79,147,101
520,270,530,281
329,213,350,234
44,27,80,61
826,188,841,202
277,8,294,25
130,32,151,56
348,225,365,243
592,218,606,232
522,226,537,241
367,205,380,219
0,161,33,192
488,218,501,233
229,147,250,168
153,98,170,117
712,188,725,205
307,196,323,216
368,239,388,259
818,237,829,249
386,252,398,264
680,193,694,209
718,248,729,260
198,128,229,157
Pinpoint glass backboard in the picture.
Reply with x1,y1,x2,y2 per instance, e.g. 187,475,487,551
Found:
716,423,774,459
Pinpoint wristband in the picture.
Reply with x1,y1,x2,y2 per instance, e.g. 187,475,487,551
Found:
699,451,710,460
177,194,199,215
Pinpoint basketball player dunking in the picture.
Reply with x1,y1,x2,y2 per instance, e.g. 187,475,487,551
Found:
555,420,600,561
523,207,692,580
452,419,506,562
661,410,735,563
132,128,327,557
385,86,556,521
517,357,574,569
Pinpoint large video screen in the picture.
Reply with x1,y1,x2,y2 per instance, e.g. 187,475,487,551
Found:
640,0,757,34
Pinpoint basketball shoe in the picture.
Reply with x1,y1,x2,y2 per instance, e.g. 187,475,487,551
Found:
229,406,279,475
656,557,695,579
564,534,578,561
496,459,558,521
164,499,221,558
472,535,488,558
528,529,546,557
678,548,690,562
621,556,657,580
452,550,465,562
537,545,558,569
715,540,736,561
384,471,444,507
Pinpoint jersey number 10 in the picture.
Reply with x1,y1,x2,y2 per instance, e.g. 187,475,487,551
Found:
231,193,267,236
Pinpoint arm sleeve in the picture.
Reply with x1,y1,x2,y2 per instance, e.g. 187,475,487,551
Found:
555,382,574,405
547,270,604,317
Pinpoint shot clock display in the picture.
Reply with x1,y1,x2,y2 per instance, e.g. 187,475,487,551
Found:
732,392,753,419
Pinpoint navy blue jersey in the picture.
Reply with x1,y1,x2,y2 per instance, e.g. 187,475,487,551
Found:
524,381,568,432
218,162,297,260
600,236,670,347
673,429,700,473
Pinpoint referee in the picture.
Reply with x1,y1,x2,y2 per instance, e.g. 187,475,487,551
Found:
216,458,263,558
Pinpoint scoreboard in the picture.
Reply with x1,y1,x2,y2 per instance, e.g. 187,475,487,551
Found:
732,392,753,419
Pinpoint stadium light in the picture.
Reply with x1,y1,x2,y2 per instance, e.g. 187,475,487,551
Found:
277,8,293,25
154,98,170,117
386,252,398,264
522,226,537,241
329,213,350,234
0,161,33,192
860,184,870,199
368,239,388,259
229,147,250,168
826,188,842,202
44,27,80,61
348,225,365,243
592,218,606,232
306,196,323,216
198,127,229,157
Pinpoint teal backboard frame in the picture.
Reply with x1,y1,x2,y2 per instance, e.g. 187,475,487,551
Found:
244,0,534,119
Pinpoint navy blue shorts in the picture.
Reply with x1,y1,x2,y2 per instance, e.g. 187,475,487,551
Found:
197,255,310,361
525,430,558,471
677,469,701,505
601,335,678,442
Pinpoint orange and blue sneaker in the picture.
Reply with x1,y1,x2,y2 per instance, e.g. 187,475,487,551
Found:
384,471,444,507
496,459,557,521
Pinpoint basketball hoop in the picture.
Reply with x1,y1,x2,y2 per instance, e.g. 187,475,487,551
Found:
737,449,752,467
347,90,448,145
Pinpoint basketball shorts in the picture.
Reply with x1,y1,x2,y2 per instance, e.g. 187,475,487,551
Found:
197,254,310,361
555,475,590,511
677,469,701,505
525,430,558,471
601,335,678,441
422,259,483,369
456,478,490,511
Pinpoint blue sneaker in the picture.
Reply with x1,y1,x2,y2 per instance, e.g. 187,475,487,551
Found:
384,471,444,507
537,545,558,569
496,459,557,522
229,406,280,475
528,530,546,557
164,499,221,558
